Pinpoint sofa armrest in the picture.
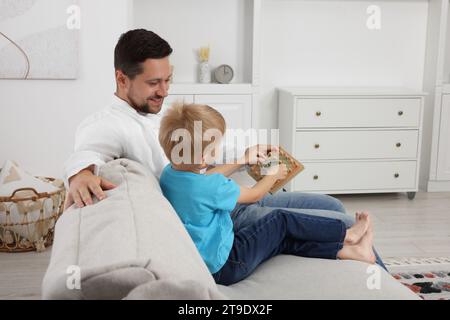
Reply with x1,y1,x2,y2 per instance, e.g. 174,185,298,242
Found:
42,159,225,300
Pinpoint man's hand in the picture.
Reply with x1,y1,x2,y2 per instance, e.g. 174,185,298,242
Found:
243,144,279,165
64,168,117,209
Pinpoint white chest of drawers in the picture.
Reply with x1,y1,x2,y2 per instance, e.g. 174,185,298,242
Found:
278,88,426,199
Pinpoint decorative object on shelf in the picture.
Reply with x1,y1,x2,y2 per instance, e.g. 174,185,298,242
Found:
214,64,234,84
198,46,211,83
246,147,304,194
0,161,66,252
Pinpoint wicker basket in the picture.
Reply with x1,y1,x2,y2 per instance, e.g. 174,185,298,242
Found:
0,177,66,252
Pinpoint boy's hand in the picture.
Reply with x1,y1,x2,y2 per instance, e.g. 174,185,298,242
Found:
243,144,279,165
267,163,288,180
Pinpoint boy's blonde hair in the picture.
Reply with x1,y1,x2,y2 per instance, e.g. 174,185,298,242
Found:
159,103,226,164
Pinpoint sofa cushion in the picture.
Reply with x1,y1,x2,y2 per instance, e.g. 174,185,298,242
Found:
42,158,419,300
42,159,225,299
217,255,420,300
124,279,225,300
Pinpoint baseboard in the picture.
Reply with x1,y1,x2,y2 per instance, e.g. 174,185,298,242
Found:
427,180,450,192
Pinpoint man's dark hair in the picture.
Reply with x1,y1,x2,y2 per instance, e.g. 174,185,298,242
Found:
114,29,173,79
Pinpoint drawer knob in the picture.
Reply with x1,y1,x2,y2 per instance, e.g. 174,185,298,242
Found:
313,175,319,180
314,144,320,149
315,111,322,117
398,111,404,116
394,173,399,178
396,142,401,148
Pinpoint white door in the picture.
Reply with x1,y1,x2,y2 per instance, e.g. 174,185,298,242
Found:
194,95,252,130
437,94,450,180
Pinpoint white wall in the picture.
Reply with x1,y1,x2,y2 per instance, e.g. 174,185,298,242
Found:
445,2,450,82
133,0,253,83
0,0,433,189
257,0,429,130
257,0,430,190
134,0,429,129
0,0,132,178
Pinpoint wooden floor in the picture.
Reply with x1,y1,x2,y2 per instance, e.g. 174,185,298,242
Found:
1,191,449,299
336,192,450,258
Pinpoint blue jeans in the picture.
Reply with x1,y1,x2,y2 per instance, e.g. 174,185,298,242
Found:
212,209,347,285
230,192,387,271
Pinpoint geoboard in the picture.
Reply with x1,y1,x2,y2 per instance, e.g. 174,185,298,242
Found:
246,147,304,194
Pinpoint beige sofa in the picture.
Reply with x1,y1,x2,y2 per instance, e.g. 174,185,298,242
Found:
42,159,418,300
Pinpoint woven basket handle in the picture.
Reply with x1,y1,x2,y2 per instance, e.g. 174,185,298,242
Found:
10,188,41,198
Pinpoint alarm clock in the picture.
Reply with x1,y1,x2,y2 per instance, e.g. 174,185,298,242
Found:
214,64,234,84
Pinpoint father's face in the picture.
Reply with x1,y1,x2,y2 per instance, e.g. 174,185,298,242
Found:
127,57,172,114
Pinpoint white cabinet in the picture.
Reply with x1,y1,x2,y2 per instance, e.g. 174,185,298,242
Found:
294,130,419,160
425,0,450,191
194,95,252,130
279,88,425,199
436,94,450,180
162,93,252,130
294,98,421,128
293,161,418,192
161,93,252,162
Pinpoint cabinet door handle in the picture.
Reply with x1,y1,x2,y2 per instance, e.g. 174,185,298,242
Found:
314,144,320,149
315,111,322,117
396,142,401,148
398,111,404,116
313,175,319,180
394,173,399,178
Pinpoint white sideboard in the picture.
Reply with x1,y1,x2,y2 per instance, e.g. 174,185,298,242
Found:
161,84,253,130
278,88,426,199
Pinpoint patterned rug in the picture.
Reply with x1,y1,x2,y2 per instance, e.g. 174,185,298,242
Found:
384,257,450,300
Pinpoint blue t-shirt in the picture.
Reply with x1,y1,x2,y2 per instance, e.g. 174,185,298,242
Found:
159,164,241,274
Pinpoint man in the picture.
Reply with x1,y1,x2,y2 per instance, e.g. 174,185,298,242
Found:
64,28,343,214
64,29,386,269
64,29,172,208
64,29,274,208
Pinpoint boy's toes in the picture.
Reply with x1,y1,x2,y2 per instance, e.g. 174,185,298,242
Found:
368,251,377,264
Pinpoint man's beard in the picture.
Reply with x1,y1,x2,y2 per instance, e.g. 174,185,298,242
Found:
128,95,163,114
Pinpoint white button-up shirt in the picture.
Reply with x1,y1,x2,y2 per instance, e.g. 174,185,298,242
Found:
64,95,170,186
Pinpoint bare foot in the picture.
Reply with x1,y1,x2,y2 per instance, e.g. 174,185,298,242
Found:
338,226,376,264
344,212,370,245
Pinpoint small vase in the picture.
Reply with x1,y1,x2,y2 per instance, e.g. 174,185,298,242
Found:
199,61,211,83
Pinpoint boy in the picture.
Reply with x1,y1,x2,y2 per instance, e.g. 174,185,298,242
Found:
159,103,376,285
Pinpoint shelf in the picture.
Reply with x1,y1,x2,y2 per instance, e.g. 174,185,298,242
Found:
133,0,254,84
169,83,254,95
278,87,427,97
